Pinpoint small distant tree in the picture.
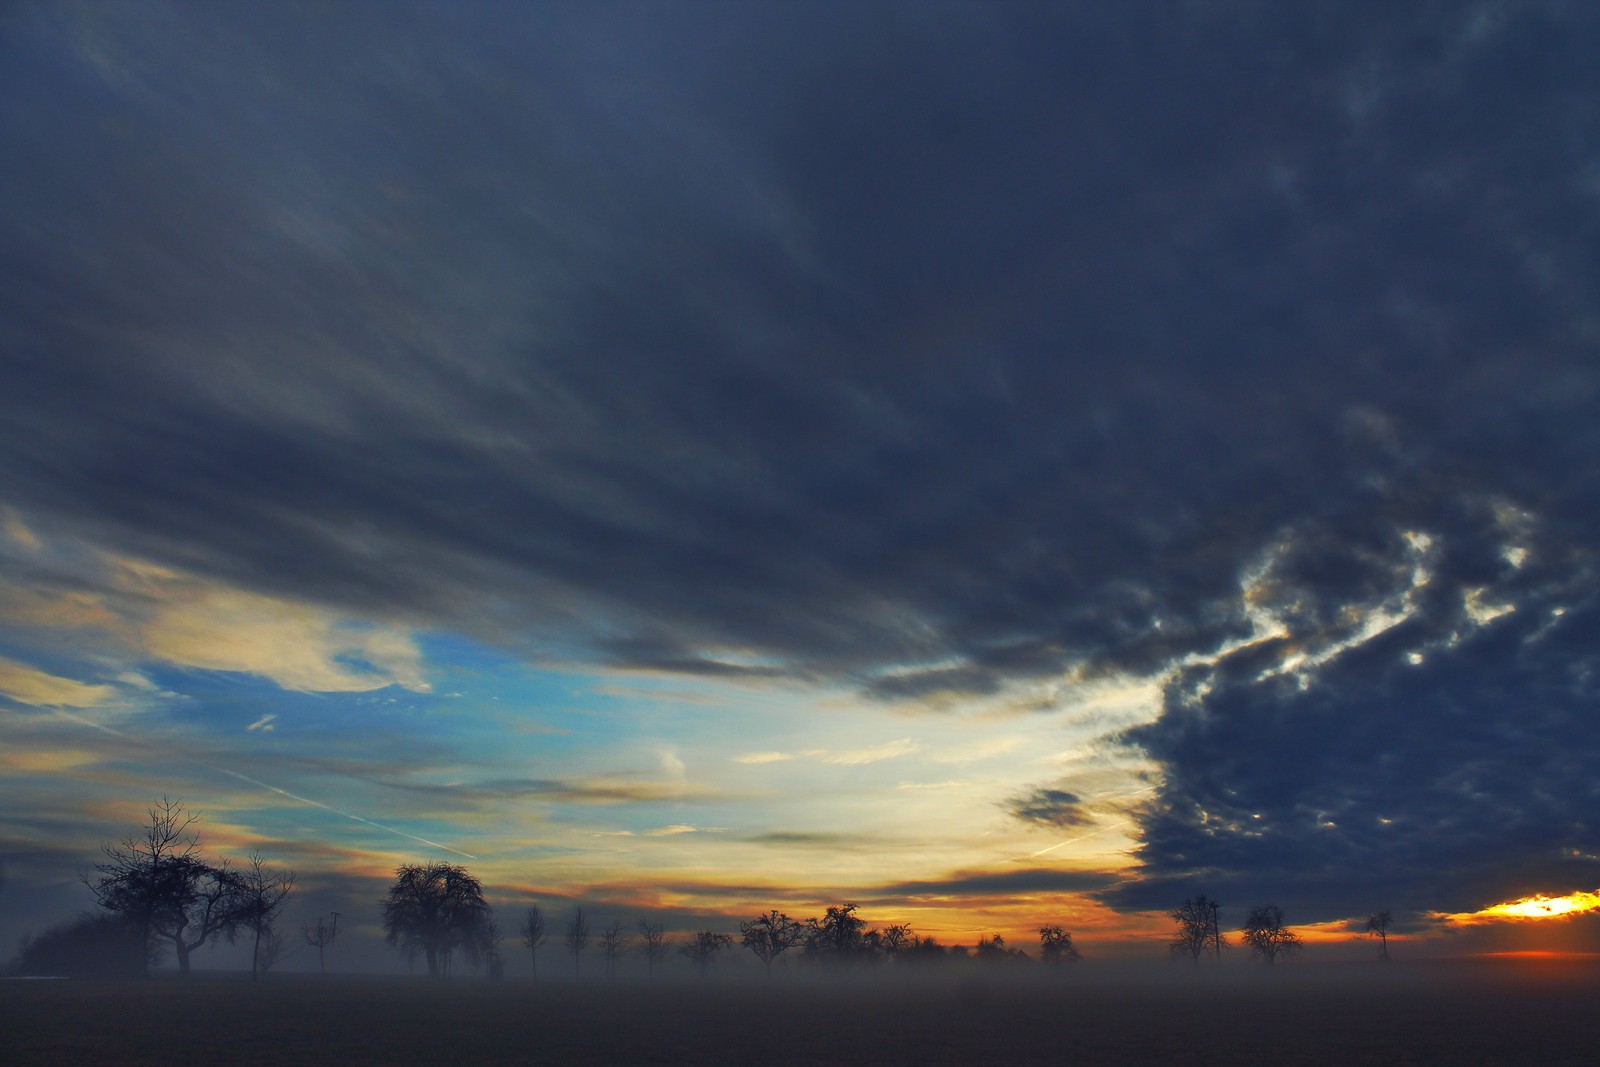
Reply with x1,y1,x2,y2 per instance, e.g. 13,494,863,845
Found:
519,905,547,979
237,852,294,980
1365,910,1392,962
485,918,506,980
302,913,340,975
566,907,591,981
1039,924,1081,965
739,910,806,978
879,923,915,960
600,920,631,981
86,798,249,975
255,926,292,975
1241,904,1302,967
381,863,492,979
1170,894,1223,967
680,930,733,977
637,920,671,979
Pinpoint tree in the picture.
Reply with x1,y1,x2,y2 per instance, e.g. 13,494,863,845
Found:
739,910,806,978
519,905,547,979
600,920,631,981
86,797,249,975
1241,904,1303,967
680,930,733,977
8,912,151,977
566,907,591,981
1365,910,1392,962
878,922,916,958
803,903,876,968
1169,894,1224,967
302,913,340,975
237,851,294,980
1039,924,1082,965
381,863,492,979
637,920,671,979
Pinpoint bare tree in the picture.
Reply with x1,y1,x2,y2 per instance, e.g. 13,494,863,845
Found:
255,926,295,975
680,930,733,977
302,913,340,975
599,920,631,981
1241,904,1303,967
1169,894,1224,967
381,863,492,979
637,920,671,979
878,922,915,960
1039,924,1081,965
86,797,248,975
565,907,591,982
1365,910,1392,962
519,905,547,979
739,910,806,978
237,852,294,980
803,903,876,969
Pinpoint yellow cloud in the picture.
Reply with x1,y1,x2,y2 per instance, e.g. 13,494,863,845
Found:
0,657,117,707
826,737,921,766
1438,889,1600,925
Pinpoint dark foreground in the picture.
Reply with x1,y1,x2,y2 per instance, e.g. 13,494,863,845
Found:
4,960,1598,1066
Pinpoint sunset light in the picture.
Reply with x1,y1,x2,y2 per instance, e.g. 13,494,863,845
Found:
1439,890,1600,925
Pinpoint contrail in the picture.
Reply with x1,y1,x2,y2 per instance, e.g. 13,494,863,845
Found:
1025,819,1132,859
51,707,477,859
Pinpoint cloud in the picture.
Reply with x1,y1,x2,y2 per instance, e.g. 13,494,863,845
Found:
825,738,921,766
0,657,117,708
871,867,1119,900
245,714,277,732
1005,787,1093,829
732,751,794,765
3,0,1600,927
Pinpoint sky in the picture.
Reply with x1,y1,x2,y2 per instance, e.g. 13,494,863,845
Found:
4,1,1600,970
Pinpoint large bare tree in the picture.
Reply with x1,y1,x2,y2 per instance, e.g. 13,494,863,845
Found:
381,863,492,979
86,797,248,975
1038,924,1081,965
739,910,805,978
1169,894,1223,967
1241,904,1303,967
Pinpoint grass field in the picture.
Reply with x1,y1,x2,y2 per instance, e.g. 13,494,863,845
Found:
4,960,1598,1065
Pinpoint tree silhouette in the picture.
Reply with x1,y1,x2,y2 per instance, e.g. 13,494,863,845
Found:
237,851,294,980
1038,924,1081,965
803,903,876,969
600,920,630,981
381,863,492,979
739,910,806,978
1365,910,1392,962
519,905,547,979
1169,894,1224,967
9,912,151,977
302,913,339,975
637,920,671,979
86,797,248,975
680,930,733,977
1241,904,1302,966
565,907,591,981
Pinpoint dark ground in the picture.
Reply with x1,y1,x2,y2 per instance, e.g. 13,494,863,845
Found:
3,960,1597,1065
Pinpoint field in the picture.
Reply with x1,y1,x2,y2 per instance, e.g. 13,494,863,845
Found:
4,960,1598,1065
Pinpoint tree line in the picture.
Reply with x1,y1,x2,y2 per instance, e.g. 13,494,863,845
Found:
6,800,1398,978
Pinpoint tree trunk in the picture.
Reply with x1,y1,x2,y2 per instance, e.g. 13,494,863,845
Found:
251,926,262,980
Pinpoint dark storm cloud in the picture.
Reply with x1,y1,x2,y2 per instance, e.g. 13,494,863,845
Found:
873,867,1117,900
1005,787,1092,829
5,2,1600,913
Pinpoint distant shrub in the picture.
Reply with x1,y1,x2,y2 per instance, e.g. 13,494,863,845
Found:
9,912,153,977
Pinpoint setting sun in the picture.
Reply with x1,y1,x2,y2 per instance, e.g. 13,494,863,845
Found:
1441,890,1600,925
